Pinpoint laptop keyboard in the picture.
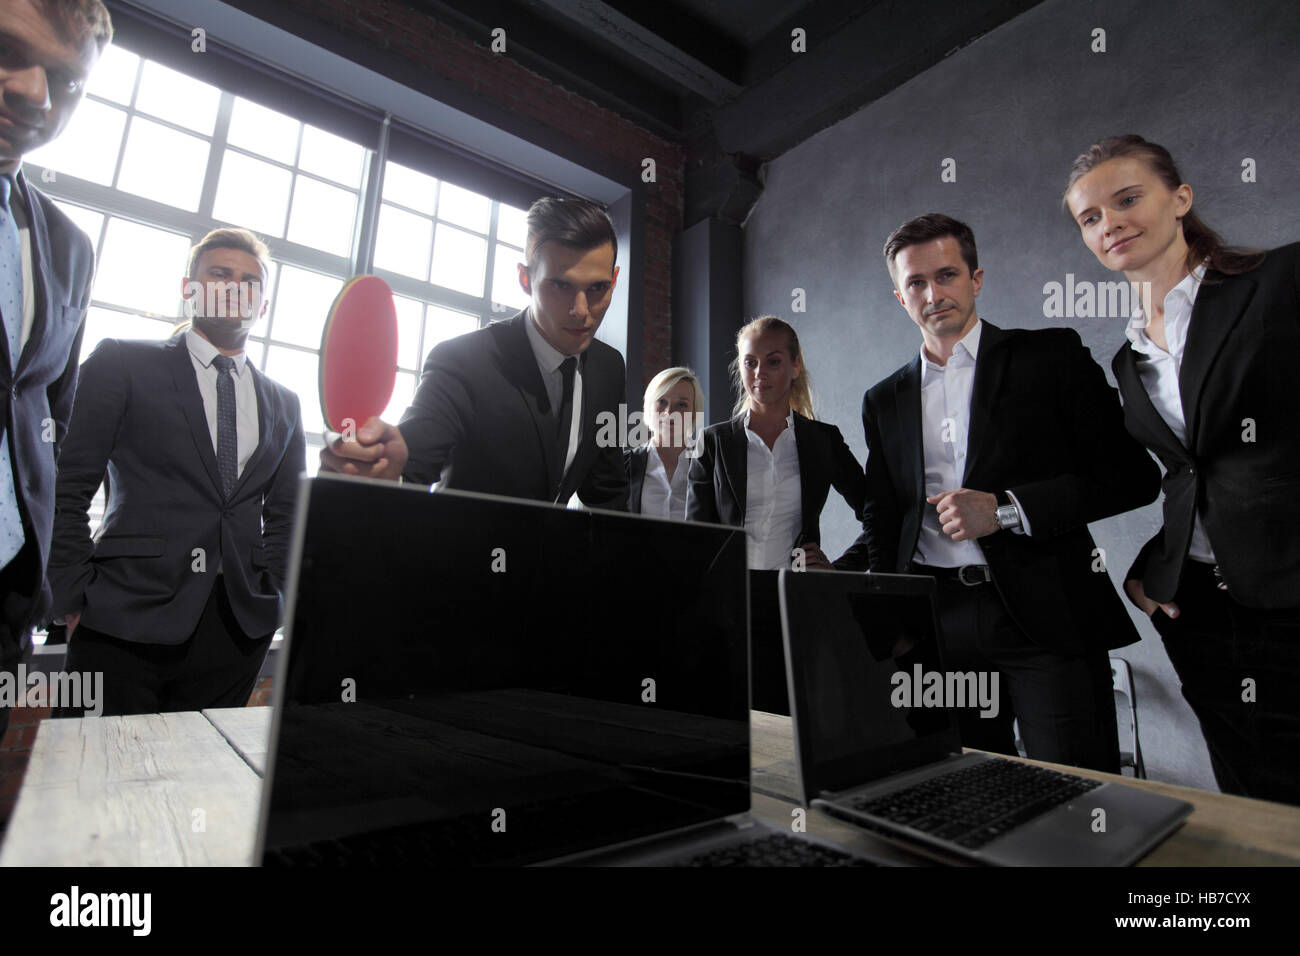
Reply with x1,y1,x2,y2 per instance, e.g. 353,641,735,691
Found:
848,759,1101,850
674,832,876,867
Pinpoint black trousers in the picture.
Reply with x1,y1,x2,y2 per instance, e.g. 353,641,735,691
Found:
1152,560,1300,806
921,570,1120,773
0,539,41,742
60,576,273,717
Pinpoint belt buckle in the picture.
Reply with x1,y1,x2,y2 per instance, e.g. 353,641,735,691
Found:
957,565,989,587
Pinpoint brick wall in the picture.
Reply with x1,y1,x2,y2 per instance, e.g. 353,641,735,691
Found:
0,705,48,830
279,0,685,383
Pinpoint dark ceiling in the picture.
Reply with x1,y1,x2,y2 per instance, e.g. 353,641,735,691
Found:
404,0,1046,222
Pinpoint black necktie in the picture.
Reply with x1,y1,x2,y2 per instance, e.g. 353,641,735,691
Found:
213,354,238,497
556,355,577,455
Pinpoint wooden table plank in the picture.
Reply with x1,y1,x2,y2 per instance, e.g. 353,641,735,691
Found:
0,712,261,867
203,706,273,777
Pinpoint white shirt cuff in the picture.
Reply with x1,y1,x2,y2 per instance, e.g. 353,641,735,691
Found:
1006,489,1031,536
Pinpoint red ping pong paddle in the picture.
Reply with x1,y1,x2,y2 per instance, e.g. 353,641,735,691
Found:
319,275,399,434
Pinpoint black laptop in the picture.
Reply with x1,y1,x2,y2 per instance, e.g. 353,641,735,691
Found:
253,476,881,866
779,569,1193,866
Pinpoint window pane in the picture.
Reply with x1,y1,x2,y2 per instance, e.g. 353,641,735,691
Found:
93,219,192,315
23,99,126,185
286,176,357,257
264,346,324,436
213,150,292,238
423,306,478,352
429,224,486,296
134,61,220,136
299,125,366,187
227,97,299,165
393,296,423,371
437,182,490,233
373,205,432,280
116,117,209,211
382,371,417,425
86,45,139,105
51,202,104,247
382,162,436,215
496,202,528,249
490,243,529,310
267,266,342,350
244,338,266,368
80,307,173,362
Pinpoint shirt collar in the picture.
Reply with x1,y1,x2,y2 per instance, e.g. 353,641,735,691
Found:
742,408,795,430
523,309,573,376
1126,265,1205,349
185,328,248,373
920,318,982,381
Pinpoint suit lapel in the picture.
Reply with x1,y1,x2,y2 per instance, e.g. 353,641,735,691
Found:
502,313,563,493
962,321,1008,485
169,337,224,496
232,363,273,495
893,357,924,504
13,173,51,374
793,412,819,539
721,416,747,519
1179,272,1256,452
1113,344,1185,457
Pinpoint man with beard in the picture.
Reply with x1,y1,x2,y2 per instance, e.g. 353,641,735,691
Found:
48,228,305,714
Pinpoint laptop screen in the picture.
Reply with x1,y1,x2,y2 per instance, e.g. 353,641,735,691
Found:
780,570,964,801
259,477,750,865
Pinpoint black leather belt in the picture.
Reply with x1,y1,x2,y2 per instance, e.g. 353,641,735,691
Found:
915,563,993,586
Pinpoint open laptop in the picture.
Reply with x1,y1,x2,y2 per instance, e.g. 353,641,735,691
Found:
779,569,1193,866
253,475,882,867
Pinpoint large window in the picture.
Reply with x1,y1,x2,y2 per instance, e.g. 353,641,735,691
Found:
24,40,531,472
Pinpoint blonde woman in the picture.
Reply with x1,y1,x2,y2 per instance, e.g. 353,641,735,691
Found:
686,316,864,570
624,366,704,518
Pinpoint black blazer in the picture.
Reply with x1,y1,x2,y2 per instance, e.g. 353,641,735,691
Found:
399,310,628,509
1114,242,1300,608
49,336,306,644
0,172,93,645
686,411,865,554
624,444,650,513
837,321,1161,655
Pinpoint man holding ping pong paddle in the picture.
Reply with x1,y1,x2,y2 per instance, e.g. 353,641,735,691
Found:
48,228,305,715
322,197,629,510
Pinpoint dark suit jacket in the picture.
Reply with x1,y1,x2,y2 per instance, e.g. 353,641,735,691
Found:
686,411,865,553
48,336,306,644
0,172,93,647
399,310,628,509
624,444,650,513
1114,243,1300,608
836,321,1161,654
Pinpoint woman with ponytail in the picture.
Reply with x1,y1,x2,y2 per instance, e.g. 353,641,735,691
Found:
686,316,864,570
1064,135,1300,804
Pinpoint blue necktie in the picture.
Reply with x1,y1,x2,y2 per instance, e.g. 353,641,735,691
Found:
212,354,238,498
0,177,26,566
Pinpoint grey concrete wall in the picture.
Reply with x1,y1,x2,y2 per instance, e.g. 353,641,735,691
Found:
741,0,1300,790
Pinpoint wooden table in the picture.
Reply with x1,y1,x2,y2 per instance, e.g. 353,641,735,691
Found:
2,708,1298,866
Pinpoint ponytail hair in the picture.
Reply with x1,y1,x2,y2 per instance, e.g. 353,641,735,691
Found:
730,315,815,420
1063,134,1264,277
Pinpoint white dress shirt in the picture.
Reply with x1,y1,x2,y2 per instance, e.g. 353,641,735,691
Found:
912,320,1033,568
640,444,689,520
185,329,259,478
8,180,36,351
1125,266,1215,563
524,313,582,479
744,409,802,570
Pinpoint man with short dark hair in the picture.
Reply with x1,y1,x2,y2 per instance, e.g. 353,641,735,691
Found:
0,0,111,740
48,228,305,715
836,213,1161,772
322,196,629,509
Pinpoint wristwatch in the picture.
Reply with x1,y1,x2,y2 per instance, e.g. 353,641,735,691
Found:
995,493,1022,532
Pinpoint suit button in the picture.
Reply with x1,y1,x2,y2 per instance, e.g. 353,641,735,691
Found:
9,387,16,399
